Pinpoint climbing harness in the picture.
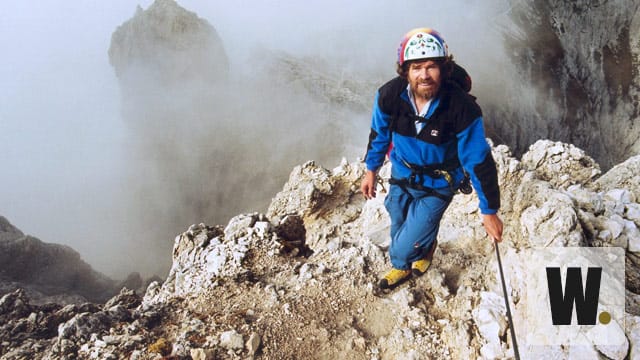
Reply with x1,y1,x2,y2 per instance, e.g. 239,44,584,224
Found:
494,240,521,360
399,158,471,194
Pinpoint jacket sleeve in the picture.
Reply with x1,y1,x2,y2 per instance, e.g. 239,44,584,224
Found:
456,117,500,214
364,91,393,172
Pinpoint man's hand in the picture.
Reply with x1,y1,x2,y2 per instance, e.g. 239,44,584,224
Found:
483,213,503,242
360,170,377,199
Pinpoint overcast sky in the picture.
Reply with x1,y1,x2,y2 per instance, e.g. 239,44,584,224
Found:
0,0,511,278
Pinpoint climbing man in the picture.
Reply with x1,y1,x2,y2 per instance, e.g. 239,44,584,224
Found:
361,28,503,289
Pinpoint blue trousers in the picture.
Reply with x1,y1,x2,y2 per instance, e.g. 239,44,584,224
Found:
384,184,453,270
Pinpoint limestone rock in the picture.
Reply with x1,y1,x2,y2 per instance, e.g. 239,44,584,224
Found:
267,161,335,218
109,0,228,84
190,348,215,360
0,217,117,303
12,1,640,353
501,2,640,169
246,332,261,355
4,137,640,359
220,330,244,350
521,140,600,189
518,181,584,247
265,53,376,113
472,292,507,359
0,216,23,242
627,314,640,360
594,155,640,200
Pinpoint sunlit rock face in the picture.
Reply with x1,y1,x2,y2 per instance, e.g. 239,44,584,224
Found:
5,0,640,358
1,140,640,359
488,0,640,170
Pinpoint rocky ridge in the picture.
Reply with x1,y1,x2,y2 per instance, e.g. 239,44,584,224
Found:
1,139,639,359
0,217,121,305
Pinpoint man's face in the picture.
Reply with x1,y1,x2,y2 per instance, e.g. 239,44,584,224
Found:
407,59,442,100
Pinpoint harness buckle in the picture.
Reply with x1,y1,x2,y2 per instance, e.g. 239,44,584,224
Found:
434,169,454,189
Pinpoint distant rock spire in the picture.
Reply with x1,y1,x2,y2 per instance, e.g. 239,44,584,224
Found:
109,0,228,85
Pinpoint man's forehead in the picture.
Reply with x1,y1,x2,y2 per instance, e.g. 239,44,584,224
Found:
409,59,438,67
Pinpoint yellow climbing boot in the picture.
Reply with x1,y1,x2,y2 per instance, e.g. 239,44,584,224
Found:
378,268,411,289
411,258,432,276
412,240,437,276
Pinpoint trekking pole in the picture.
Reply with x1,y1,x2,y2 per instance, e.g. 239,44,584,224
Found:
494,240,521,360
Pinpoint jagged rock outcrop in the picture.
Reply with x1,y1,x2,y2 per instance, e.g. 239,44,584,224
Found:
1,140,638,359
106,0,233,277
0,217,118,304
0,287,161,359
109,0,228,86
493,0,640,169
105,0,374,279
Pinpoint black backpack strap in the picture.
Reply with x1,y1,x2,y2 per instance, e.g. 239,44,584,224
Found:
377,76,408,133
450,62,472,92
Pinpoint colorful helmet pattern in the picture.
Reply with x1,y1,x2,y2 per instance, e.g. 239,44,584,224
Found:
397,28,449,67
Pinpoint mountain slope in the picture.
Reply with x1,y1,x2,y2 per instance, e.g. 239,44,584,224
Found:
2,140,639,359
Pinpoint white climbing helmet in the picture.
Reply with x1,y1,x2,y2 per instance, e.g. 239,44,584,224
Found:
397,28,449,67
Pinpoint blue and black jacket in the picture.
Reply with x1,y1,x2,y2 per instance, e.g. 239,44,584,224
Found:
365,76,500,214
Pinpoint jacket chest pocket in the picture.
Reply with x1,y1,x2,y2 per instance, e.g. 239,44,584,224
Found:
418,121,452,144
393,112,454,144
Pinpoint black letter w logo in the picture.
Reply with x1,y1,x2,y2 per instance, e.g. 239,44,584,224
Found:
546,267,602,325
